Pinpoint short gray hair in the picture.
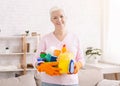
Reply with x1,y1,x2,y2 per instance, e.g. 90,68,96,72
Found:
49,6,65,17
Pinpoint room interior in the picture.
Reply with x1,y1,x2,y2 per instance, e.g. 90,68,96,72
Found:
0,0,120,86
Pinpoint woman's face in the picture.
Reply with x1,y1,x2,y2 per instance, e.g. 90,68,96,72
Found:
51,10,66,30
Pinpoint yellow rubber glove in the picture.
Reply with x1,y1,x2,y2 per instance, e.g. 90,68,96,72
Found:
37,62,61,76
73,62,82,74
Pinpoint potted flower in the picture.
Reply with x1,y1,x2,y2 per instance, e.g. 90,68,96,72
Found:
85,47,102,63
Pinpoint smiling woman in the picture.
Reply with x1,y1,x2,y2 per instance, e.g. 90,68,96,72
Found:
35,6,85,86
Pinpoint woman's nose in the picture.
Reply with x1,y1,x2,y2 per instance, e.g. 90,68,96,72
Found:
57,18,61,21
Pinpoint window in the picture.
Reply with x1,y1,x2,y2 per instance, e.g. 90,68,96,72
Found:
103,0,120,64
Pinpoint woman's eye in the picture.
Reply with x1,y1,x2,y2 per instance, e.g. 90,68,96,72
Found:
53,17,57,19
60,15,63,18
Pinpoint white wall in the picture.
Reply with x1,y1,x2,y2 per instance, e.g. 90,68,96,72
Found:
0,0,101,48
0,0,101,78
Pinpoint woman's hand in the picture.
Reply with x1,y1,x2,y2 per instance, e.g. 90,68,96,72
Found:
73,62,82,74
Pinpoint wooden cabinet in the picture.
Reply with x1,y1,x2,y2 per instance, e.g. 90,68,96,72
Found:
0,35,40,74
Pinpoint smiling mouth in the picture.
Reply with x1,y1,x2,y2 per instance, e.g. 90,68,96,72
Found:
56,22,62,25
57,24,61,25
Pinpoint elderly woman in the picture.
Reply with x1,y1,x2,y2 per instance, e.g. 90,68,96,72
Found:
36,7,85,86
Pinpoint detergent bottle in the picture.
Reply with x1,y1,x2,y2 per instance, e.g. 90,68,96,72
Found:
58,44,74,74
62,44,67,53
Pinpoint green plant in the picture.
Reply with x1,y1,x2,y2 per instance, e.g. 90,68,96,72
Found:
85,47,102,59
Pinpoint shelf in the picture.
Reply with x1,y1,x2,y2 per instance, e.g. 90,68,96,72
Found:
0,36,39,39
27,53,36,55
0,53,24,55
0,53,36,55
0,35,40,74
0,36,23,39
26,36,40,39
0,68,36,72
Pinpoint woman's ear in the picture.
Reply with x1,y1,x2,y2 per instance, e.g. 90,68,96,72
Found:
50,18,52,22
50,18,53,23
